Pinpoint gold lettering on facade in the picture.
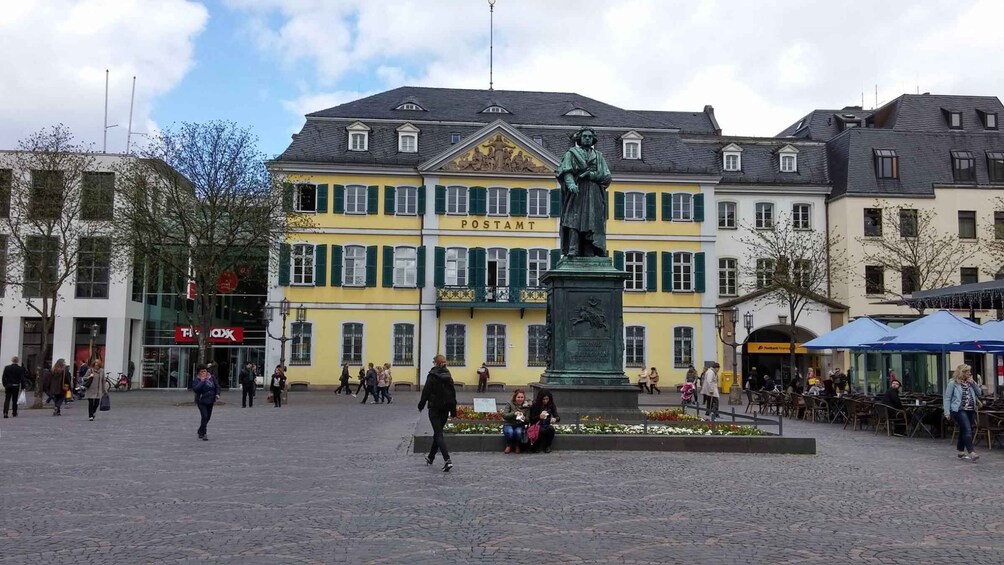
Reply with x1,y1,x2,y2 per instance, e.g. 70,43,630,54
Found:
455,219,538,231
443,134,552,173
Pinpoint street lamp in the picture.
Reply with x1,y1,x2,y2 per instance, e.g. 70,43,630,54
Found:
716,308,753,406
89,323,100,361
264,298,307,371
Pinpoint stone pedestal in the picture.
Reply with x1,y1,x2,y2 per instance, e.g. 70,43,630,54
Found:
535,256,641,421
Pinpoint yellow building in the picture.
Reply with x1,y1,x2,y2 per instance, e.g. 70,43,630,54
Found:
268,87,722,388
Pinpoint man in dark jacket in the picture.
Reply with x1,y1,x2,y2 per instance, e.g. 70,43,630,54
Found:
239,361,255,408
192,364,220,441
418,354,458,472
883,380,906,436
2,356,28,418
360,363,378,404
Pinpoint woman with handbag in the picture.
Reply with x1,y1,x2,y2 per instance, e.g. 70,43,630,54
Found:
270,365,287,408
944,363,982,462
648,367,661,395
501,389,531,454
83,359,107,421
41,360,71,416
529,389,560,453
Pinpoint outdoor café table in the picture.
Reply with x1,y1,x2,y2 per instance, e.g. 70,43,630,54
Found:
902,402,940,438
826,396,849,424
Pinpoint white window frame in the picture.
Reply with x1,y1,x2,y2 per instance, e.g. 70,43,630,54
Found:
291,243,315,286
395,186,418,216
778,144,799,173
755,202,774,229
396,122,420,153
485,323,507,366
290,321,313,365
722,143,743,172
625,326,646,368
341,322,364,365
343,245,366,287
622,130,643,160
718,201,737,229
392,323,415,366
487,248,509,287
445,247,468,286
395,102,423,111
444,324,467,366
487,187,509,216
293,183,317,213
672,193,693,221
625,251,645,291
447,186,468,215
527,248,549,287
756,258,776,289
527,324,547,367
346,121,370,152
345,185,367,214
672,251,693,292
625,192,646,221
527,188,549,217
718,257,737,297
792,203,812,230
393,246,418,288
673,327,694,369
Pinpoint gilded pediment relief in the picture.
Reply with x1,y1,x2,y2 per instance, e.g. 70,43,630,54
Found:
442,133,552,174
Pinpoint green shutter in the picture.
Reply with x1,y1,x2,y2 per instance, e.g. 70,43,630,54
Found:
316,184,328,213
661,193,671,221
661,252,672,292
549,189,561,217
333,185,345,213
282,183,293,213
417,185,426,215
314,244,327,286
693,193,705,222
435,185,446,215
382,246,394,288
510,248,527,288
614,192,625,220
330,245,342,287
417,246,426,288
614,250,624,272
384,185,396,215
510,188,527,217
646,251,657,292
694,251,706,293
367,185,379,214
470,247,486,287
550,248,561,270
645,193,656,221
365,246,377,287
434,246,445,287
278,244,291,286
470,186,486,215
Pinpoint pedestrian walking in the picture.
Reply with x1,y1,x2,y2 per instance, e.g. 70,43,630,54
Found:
335,363,353,395
360,363,379,404
476,362,490,393
637,369,650,393
83,359,108,421
192,364,219,440
40,360,71,416
379,362,393,403
2,356,28,418
354,367,366,396
418,354,457,472
239,361,256,408
944,363,982,462
647,367,661,394
270,365,287,408
700,362,720,417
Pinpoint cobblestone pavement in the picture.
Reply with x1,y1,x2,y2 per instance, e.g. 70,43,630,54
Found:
1,391,1002,564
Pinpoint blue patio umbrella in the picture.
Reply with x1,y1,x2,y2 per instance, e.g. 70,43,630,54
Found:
861,310,981,352
801,317,895,350
953,319,1004,352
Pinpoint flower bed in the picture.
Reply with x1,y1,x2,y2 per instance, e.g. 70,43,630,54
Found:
444,422,765,436
453,406,700,423
453,405,503,421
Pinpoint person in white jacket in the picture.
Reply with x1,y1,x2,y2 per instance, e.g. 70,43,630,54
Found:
700,362,720,417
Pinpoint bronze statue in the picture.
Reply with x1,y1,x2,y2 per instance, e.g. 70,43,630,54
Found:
556,127,611,258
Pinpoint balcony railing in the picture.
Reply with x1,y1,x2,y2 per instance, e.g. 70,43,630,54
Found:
436,285,547,308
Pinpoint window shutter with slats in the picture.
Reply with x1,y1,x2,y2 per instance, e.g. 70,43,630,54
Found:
314,244,327,286
330,245,342,287
614,192,625,220
646,251,657,292
278,244,291,286
509,248,527,288
434,185,446,215
693,193,705,222
382,246,394,288
333,185,345,213
510,188,527,217
661,192,671,221
661,251,673,292
384,186,396,215
365,246,377,287
645,193,656,221
316,184,328,213
434,247,445,287
417,246,426,288
367,185,379,214
549,189,561,217
694,251,706,292
417,185,426,215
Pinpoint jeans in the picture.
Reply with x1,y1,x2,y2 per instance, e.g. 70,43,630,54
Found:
52,395,64,414
272,387,283,407
3,386,19,416
502,423,526,446
427,409,451,463
88,398,100,418
354,381,365,394
360,385,377,403
477,376,488,393
704,395,719,416
198,402,214,436
334,381,353,394
378,386,392,403
242,386,255,408
953,410,976,452
537,422,556,450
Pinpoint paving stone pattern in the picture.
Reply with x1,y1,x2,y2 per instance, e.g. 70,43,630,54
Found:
1,391,1002,564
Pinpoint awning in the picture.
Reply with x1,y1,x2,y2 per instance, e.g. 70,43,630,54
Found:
861,310,981,352
886,279,1004,311
801,317,894,350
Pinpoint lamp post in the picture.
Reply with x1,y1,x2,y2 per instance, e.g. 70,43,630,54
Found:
263,298,307,370
89,323,100,361
716,308,753,406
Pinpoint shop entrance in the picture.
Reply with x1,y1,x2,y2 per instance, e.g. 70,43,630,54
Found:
142,346,264,389
743,325,819,389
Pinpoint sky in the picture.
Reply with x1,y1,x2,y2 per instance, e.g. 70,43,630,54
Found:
3,0,1004,158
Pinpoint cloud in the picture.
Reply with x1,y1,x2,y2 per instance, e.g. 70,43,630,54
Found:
0,0,208,152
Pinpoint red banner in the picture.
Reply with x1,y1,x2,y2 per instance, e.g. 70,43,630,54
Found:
175,326,245,344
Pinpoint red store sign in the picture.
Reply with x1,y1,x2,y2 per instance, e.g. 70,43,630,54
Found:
175,326,245,344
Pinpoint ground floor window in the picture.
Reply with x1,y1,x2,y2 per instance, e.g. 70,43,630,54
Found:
393,323,415,365
673,327,693,368
342,323,363,365
290,322,312,365
625,326,645,368
445,324,466,366
486,324,506,366
527,324,547,367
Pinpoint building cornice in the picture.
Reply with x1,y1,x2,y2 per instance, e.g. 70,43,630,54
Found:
717,184,830,196
304,115,683,134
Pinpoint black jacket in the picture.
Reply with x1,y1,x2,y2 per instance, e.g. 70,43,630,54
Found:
418,365,457,415
2,363,27,388
530,401,560,425
192,375,220,405
365,368,378,387
340,367,351,383
883,387,903,410
239,368,255,388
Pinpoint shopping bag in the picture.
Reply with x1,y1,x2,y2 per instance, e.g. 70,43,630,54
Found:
99,392,111,411
17,390,26,406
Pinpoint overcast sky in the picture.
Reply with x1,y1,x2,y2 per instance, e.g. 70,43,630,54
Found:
3,0,1003,157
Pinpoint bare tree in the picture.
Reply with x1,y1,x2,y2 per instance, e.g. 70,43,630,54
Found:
740,213,846,386
982,197,1004,280
114,121,311,369
0,125,126,407
857,200,979,314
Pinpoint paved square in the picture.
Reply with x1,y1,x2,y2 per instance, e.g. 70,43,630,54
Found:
1,391,1002,564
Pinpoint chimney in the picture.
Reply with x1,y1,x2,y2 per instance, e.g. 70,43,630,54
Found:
703,105,722,135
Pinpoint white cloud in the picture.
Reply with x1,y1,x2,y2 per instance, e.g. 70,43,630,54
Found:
0,0,207,152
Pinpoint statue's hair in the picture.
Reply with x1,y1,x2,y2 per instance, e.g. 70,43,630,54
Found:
571,127,598,144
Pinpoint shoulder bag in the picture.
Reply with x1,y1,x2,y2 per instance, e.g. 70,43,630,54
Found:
99,392,111,411
527,421,542,444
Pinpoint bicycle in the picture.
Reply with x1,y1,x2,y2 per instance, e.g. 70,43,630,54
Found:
105,372,130,392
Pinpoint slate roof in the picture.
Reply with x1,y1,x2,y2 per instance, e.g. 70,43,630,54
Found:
681,136,830,186
776,107,871,140
631,109,719,134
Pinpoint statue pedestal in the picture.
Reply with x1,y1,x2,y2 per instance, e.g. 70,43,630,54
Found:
535,257,642,421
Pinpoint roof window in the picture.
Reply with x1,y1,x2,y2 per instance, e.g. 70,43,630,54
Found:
564,108,593,117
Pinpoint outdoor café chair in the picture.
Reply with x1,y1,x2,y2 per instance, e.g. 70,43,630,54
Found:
874,403,908,437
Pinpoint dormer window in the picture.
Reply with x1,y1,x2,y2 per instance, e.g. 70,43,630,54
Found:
622,131,643,160
532,135,543,146
450,133,461,144
942,108,963,129
346,121,371,152
564,108,593,117
482,105,510,114
395,102,424,111
978,109,998,130
396,123,420,153
722,143,743,172
778,144,799,173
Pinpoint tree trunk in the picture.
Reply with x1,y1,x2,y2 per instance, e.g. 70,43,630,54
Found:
31,306,54,410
